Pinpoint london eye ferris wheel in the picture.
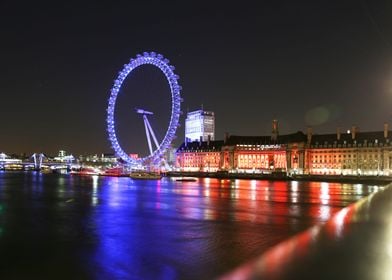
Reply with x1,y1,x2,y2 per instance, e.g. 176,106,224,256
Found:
106,51,182,167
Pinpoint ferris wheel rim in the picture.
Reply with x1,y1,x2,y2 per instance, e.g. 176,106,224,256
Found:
106,51,182,165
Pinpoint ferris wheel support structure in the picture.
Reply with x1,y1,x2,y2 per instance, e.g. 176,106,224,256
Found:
137,109,160,156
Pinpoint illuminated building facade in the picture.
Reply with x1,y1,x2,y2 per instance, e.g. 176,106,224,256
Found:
176,122,392,176
0,153,22,170
176,130,306,173
221,132,306,174
185,110,215,142
176,139,223,172
305,124,392,176
78,153,117,164
54,150,75,162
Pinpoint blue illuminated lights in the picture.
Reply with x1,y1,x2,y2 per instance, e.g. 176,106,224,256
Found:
106,52,182,166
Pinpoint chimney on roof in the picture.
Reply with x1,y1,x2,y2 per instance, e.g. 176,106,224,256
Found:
307,127,312,144
199,136,203,146
337,127,341,141
271,119,279,141
224,132,229,144
207,135,211,146
351,126,356,140
384,123,389,138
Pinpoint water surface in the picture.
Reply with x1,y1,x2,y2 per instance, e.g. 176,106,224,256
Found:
0,172,382,279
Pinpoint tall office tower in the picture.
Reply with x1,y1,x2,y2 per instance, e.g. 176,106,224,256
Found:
185,109,215,142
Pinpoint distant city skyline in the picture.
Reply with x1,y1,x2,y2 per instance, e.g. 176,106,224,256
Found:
1,0,391,155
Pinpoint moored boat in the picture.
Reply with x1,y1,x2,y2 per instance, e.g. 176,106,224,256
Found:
129,171,162,180
100,167,127,177
71,167,99,176
175,177,197,182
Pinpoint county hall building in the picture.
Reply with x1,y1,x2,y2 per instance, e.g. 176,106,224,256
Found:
175,121,392,176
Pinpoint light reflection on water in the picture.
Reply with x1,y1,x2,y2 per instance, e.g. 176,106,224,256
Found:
0,172,384,279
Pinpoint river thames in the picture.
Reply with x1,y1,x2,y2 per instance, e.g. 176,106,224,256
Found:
0,172,383,279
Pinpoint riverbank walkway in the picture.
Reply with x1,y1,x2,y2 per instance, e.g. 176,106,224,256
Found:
219,182,392,280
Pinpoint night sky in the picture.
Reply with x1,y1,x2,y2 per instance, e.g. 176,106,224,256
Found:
1,0,391,156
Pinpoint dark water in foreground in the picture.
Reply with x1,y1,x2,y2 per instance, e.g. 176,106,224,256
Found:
0,172,383,279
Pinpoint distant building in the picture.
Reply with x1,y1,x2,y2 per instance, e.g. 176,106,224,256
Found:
54,150,74,162
0,153,22,164
58,150,66,158
78,153,118,165
185,109,215,142
129,154,139,160
0,152,23,170
163,145,177,167
100,153,118,163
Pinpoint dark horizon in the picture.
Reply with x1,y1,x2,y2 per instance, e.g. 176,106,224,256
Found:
1,0,391,156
